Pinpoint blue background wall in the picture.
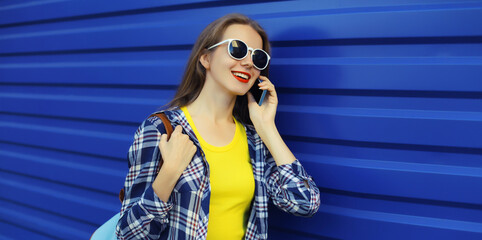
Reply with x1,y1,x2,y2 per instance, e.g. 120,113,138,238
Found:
1,0,481,239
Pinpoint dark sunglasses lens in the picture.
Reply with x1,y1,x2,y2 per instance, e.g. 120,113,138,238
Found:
229,40,248,59
252,50,268,69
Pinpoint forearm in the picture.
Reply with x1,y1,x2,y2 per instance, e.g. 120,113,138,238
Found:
118,171,174,239
257,123,296,166
152,163,182,202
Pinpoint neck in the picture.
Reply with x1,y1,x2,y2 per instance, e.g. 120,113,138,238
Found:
186,77,237,124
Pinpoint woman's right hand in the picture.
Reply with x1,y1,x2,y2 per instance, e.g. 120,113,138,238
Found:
158,125,197,176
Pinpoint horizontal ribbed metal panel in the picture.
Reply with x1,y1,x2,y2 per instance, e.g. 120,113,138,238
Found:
1,0,481,239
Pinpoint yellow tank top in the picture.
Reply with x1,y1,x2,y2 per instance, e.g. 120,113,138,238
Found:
181,106,255,240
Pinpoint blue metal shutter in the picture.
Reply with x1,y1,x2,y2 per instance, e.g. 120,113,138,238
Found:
1,1,481,239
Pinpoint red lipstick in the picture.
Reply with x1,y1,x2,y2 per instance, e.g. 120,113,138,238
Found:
231,71,251,83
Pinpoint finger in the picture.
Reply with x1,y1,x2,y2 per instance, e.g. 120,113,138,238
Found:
258,75,270,82
160,133,168,143
259,81,275,92
258,77,274,88
258,81,268,87
259,76,274,86
267,85,278,100
159,134,167,153
172,125,182,135
258,83,271,90
262,83,277,103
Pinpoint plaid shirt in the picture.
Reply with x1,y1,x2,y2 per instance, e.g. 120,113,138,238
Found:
116,107,320,240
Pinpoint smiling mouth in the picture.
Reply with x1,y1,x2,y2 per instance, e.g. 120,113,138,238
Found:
232,71,251,83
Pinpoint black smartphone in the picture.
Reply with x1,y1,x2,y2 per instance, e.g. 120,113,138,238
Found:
249,78,267,106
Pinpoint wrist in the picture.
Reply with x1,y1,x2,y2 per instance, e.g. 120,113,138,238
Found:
258,124,297,166
153,163,181,202
160,161,184,179
257,123,278,146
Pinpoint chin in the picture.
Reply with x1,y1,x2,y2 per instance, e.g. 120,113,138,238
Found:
229,87,250,97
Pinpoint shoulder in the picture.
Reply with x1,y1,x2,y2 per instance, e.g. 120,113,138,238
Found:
136,107,182,136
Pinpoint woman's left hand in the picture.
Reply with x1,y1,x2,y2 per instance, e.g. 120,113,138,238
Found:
247,76,278,131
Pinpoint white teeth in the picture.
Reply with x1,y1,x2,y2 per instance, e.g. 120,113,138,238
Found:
232,72,249,79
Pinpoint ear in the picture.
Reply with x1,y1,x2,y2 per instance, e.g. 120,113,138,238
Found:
199,51,211,70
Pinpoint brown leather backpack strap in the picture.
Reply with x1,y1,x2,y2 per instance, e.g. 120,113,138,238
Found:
151,113,173,175
119,189,125,203
151,112,174,141
119,112,173,203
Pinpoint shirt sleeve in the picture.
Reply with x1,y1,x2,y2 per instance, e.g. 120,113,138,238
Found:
116,118,173,240
265,150,321,217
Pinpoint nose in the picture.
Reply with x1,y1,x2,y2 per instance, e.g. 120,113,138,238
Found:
240,52,254,69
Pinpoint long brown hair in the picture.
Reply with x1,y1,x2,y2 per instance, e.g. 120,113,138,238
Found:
165,13,271,125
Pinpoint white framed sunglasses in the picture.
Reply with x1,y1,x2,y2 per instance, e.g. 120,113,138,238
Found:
207,38,271,70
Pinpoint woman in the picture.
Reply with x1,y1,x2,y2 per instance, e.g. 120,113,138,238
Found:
116,13,320,240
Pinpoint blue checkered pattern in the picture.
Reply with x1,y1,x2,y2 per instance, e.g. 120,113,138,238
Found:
116,107,320,240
